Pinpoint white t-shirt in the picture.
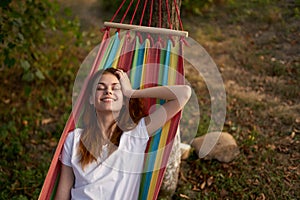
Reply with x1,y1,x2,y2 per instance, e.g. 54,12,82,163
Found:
61,118,149,200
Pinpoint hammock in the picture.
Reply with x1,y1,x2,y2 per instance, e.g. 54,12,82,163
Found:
39,1,188,199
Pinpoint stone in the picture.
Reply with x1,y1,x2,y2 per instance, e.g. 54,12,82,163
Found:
191,132,239,163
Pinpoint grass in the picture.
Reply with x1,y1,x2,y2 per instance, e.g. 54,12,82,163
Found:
1,0,299,199
175,0,299,199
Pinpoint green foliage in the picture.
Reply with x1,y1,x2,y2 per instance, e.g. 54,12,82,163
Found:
1,0,50,75
0,0,81,82
222,0,298,24
0,0,85,199
182,0,232,15
1,0,299,199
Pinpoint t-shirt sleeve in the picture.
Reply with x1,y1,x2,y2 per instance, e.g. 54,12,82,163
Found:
127,118,149,139
121,118,149,150
60,131,74,167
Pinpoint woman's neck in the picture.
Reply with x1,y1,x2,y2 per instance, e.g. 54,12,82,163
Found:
96,111,119,138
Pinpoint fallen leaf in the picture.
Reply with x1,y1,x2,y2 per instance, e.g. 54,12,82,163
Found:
3,99,10,104
220,189,228,197
200,181,206,190
42,118,54,125
179,194,190,199
257,193,266,200
266,144,276,150
192,185,200,191
290,132,295,139
22,120,28,126
30,139,38,144
207,176,214,186
180,171,188,182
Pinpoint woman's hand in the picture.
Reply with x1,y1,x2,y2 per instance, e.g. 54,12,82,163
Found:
115,69,135,98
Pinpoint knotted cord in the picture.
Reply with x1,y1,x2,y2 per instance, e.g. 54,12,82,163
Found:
139,0,148,26
109,0,127,23
130,0,140,25
120,0,135,24
148,0,154,27
107,0,184,33
166,0,173,29
174,0,184,31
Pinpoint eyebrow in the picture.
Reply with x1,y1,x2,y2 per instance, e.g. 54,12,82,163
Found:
98,82,120,86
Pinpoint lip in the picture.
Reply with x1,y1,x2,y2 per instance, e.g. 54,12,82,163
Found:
100,97,117,102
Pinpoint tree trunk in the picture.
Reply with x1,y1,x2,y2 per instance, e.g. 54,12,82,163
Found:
146,0,182,30
134,0,181,29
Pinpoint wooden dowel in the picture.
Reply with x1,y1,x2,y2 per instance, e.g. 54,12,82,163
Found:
104,22,188,37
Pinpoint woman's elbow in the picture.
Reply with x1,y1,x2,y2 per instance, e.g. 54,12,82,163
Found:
178,85,191,107
184,85,192,99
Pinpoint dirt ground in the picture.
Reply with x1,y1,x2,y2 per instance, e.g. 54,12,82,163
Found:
57,0,300,199
178,3,300,198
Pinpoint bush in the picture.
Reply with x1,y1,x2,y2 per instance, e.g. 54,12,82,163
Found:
0,0,82,80
0,0,84,199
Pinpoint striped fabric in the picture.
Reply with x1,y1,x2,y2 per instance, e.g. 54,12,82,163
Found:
38,30,185,200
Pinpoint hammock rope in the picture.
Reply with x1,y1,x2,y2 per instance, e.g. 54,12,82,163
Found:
148,0,154,27
130,0,141,25
109,0,127,23
166,0,173,29
159,0,162,28
139,0,148,26
120,0,135,24
174,0,184,31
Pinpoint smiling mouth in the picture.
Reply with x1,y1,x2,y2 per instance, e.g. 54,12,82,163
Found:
100,97,116,102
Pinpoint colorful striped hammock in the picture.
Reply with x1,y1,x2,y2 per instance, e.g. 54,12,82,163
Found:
38,28,186,200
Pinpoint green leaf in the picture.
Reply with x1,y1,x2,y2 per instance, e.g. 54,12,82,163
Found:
8,42,16,49
35,69,45,80
4,56,16,68
40,21,46,28
22,72,34,82
24,85,31,96
20,60,30,71
18,33,24,41
0,34,4,43
0,0,11,8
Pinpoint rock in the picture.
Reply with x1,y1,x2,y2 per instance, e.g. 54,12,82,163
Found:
180,143,191,160
191,132,239,163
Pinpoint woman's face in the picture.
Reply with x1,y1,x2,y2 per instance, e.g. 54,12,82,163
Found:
93,73,124,113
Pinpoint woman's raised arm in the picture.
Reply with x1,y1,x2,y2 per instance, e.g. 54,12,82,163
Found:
116,70,191,135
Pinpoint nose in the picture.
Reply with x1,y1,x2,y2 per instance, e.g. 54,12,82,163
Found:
105,87,113,95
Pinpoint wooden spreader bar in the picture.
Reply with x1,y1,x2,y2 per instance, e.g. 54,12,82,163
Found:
104,22,189,37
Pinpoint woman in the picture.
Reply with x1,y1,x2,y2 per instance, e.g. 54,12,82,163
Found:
55,68,191,200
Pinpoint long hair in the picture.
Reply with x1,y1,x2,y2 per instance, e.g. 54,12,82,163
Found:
78,68,146,169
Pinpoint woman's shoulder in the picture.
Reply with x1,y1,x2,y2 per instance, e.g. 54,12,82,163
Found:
124,118,148,139
137,117,146,129
65,128,83,143
67,128,83,136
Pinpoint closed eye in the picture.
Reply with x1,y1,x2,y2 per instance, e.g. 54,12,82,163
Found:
97,84,106,90
113,84,121,90
97,83,121,90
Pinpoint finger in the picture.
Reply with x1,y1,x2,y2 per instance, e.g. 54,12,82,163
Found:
115,69,124,79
